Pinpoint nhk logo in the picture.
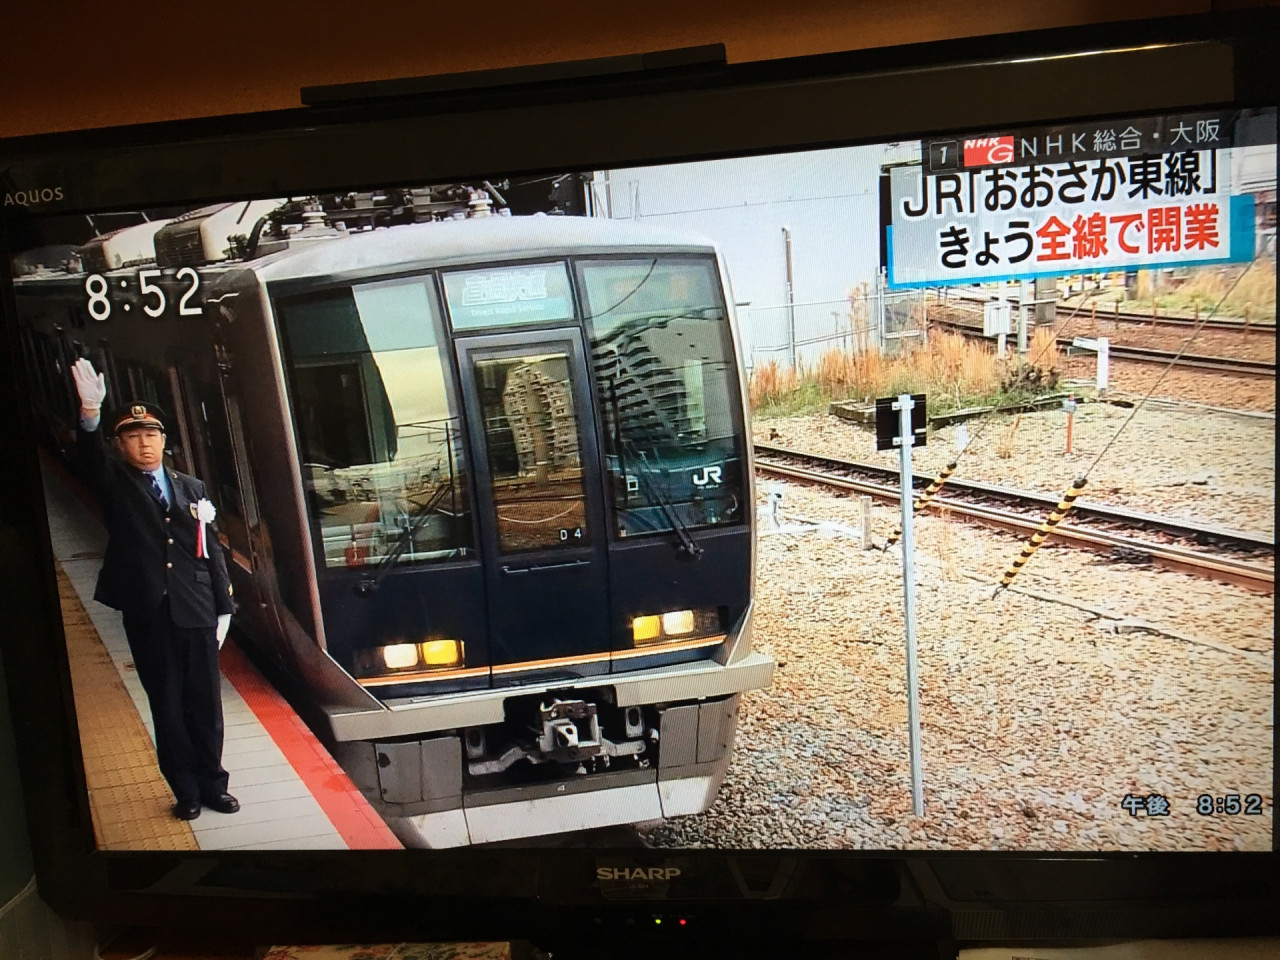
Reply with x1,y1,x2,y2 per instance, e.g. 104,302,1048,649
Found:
597,866,682,881
963,136,1015,166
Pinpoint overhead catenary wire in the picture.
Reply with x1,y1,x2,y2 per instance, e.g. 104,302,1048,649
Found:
1081,263,1255,479
992,263,1255,593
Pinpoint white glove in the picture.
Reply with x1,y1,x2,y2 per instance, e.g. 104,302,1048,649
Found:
72,358,107,412
216,614,232,650
195,498,217,524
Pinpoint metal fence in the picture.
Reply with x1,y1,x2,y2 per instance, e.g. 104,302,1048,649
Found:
740,285,929,373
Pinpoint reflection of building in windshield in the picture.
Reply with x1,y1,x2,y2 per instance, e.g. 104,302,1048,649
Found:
474,353,589,554
580,257,743,537
594,332,688,447
502,361,578,477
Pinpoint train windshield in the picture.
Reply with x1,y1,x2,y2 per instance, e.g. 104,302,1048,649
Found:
278,276,473,568
579,257,745,537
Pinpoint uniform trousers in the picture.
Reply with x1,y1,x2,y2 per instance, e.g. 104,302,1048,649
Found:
122,597,228,804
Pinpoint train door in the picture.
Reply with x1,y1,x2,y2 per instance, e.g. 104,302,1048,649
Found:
455,329,612,681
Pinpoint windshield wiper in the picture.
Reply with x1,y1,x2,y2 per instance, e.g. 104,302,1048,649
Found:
623,438,703,560
357,481,453,593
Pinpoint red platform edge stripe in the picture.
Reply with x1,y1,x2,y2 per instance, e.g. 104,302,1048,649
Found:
218,643,402,849
39,448,401,850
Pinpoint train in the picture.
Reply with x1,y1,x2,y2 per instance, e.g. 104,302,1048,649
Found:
8,188,775,847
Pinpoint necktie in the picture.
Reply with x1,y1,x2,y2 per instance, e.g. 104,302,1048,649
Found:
147,472,168,509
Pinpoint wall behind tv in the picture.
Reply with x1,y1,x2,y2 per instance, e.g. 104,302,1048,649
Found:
1,0,1254,139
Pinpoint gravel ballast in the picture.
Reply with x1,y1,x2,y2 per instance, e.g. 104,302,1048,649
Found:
756,403,1275,537
647,404,1273,852
647,483,1272,852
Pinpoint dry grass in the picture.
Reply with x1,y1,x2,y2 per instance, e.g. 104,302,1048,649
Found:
748,358,799,409
995,413,1023,459
1028,326,1059,371
1106,262,1276,322
812,332,1002,403
750,331,1026,417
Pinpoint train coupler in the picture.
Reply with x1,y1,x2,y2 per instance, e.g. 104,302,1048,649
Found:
466,697,650,775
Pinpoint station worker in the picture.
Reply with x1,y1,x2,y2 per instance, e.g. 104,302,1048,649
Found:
71,357,240,821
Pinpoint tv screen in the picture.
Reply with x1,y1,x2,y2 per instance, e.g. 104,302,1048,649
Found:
0,9,1275,943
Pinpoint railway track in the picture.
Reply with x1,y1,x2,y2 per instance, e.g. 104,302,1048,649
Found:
929,315,1277,377
950,292,1275,336
752,444,1275,594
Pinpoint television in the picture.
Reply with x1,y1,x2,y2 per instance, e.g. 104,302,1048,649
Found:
1,9,1275,952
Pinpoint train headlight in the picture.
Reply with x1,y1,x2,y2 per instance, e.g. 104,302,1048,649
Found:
354,637,469,685
631,608,719,646
632,615,662,644
662,610,696,635
381,643,420,670
420,639,463,667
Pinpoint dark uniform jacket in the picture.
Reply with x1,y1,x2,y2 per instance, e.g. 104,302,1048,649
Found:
78,425,235,629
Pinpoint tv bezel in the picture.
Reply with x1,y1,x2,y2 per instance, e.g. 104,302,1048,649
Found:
1,9,1276,947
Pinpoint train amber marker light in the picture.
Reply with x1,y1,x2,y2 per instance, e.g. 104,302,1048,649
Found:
875,393,928,818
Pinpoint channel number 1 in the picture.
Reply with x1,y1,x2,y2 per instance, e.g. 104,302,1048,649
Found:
85,268,202,321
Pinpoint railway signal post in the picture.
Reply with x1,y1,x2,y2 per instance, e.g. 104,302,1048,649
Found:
1072,336,1111,395
876,393,928,817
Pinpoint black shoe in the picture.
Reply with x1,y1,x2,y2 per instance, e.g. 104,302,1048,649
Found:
173,799,202,821
202,792,240,814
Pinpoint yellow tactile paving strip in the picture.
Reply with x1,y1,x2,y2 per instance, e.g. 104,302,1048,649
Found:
56,562,198,851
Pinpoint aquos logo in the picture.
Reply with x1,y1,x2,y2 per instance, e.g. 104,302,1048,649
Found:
4,186,65,207
597,866,682,882
962,136,1015,166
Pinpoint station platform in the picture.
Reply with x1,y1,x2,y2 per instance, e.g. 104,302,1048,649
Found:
40,457,401,852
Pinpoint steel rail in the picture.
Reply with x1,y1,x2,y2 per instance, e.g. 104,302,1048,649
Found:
753,449,1274,593
927,315,1276,376
755,443,1275,550
948,292,1276,335
1072,342,1276,376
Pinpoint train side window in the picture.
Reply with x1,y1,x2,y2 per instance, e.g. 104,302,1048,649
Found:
135,362,188,471
199,387,250,544
165,366,199,476
95,341,123,411
278,277,472,569
579,256,746,537
223,392,260,528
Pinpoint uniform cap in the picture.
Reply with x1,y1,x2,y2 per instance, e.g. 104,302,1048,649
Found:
112,401,167,436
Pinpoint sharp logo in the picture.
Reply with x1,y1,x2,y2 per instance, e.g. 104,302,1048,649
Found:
4,187,65,207
597,866,682,882
962,136,1014,166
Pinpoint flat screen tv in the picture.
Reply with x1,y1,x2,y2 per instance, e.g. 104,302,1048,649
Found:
1,9,1276,951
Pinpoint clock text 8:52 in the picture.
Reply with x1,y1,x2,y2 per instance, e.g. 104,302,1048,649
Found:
1195,793,1264,815
84,268,203,322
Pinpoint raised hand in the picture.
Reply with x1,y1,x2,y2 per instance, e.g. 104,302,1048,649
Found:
71,358,107,413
